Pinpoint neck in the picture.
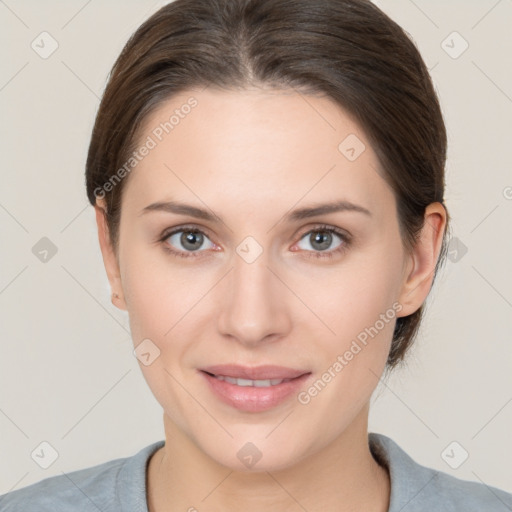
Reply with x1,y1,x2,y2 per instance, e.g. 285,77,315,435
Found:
147,405,390,512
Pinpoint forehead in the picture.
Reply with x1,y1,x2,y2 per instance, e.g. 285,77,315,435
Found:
122,87,392,220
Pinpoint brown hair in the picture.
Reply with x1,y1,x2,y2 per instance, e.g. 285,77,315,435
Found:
85,0,450,370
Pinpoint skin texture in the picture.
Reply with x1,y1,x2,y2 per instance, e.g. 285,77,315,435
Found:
95,87,446,511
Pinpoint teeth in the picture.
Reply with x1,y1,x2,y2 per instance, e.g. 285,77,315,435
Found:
214,375,289,387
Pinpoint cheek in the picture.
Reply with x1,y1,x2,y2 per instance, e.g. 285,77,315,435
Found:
300,249,403,348
120,243,207,340
119,247,203,426
295,259,399,420
291,240,404,412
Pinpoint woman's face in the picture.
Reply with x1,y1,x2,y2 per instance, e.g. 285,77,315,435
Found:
98,87,424,471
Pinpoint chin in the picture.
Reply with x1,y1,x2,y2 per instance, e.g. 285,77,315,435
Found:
191,427,315,474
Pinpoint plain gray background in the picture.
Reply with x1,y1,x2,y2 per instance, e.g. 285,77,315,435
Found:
1,0,511,496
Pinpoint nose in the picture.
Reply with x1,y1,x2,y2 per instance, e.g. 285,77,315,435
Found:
216,246,292,347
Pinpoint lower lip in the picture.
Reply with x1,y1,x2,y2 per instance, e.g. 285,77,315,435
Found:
200,371,311,412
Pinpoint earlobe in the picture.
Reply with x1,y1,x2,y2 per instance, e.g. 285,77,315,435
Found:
94,199,127,311
397,202,447,317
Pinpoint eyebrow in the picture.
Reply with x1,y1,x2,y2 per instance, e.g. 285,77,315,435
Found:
139,199,372,223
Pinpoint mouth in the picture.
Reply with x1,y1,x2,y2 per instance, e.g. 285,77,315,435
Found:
199,365,312,412
200,364,309,381
205,373,294,387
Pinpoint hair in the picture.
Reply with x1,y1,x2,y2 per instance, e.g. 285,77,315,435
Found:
85,0,450,370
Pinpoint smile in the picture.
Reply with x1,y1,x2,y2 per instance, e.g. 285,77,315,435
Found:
199,366,312,412
209,374,292,387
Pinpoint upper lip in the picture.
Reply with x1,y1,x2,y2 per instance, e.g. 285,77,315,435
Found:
200,364,310,380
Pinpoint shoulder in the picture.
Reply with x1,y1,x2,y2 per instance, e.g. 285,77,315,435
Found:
0,459,123,512
369,432,512,512
0,440,164,512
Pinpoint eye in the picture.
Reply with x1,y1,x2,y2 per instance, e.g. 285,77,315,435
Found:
160,226,216,258
158,224,351,260
294,225,350,259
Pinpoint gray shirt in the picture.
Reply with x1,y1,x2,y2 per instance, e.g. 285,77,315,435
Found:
1,432,511,511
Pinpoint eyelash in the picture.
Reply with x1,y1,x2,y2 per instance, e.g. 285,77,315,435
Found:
157,224,351,261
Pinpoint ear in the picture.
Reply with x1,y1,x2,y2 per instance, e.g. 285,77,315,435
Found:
95,198,127,311
397,202,447,317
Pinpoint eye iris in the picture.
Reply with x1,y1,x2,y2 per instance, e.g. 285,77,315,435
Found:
311,231,332,251
181,231,203,251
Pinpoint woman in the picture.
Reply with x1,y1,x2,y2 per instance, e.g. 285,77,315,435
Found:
2,0,511,510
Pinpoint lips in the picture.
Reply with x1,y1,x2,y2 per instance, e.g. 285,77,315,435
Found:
199,364,312,412
212,375,290,387
200,364,308,381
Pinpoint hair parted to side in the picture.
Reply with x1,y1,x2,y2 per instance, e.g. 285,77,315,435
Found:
85,0,450,370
